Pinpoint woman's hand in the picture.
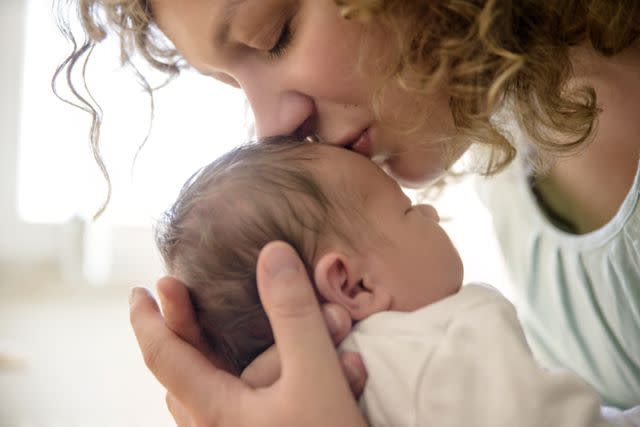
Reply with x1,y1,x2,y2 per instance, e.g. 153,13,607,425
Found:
241,301,367,394
154,258,367,392
130,241,368,427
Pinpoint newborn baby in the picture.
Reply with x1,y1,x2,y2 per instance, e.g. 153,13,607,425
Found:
155,139,627,427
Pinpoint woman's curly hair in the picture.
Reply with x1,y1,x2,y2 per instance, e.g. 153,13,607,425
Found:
54,0,640,215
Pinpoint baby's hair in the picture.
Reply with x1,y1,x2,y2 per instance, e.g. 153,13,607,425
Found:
155,138,359,374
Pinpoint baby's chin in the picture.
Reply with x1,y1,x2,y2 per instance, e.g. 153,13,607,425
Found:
451,250,465,292
437,252,465,301
450,279,464,296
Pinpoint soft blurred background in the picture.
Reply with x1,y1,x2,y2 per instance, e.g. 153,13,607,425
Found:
0,2,512,426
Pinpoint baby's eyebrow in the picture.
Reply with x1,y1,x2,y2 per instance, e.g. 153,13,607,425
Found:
352,177,373,208
359,191,372,209
330,157,374,213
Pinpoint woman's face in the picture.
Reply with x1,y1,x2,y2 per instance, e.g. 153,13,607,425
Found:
151,0,458,186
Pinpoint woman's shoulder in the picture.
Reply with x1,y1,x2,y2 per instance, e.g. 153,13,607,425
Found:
475,136,640,250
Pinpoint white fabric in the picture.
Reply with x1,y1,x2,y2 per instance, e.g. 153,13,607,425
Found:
339,284,633,427
474,124,640,408
602,406,640,427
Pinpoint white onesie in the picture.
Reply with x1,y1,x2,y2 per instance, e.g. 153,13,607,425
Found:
339,283,635,427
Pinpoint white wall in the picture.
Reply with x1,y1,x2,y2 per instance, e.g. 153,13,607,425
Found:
0,0,246,289
0,0,59,268
0,0,164,287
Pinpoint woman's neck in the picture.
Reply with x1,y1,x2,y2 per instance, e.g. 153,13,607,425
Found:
533,41,640,234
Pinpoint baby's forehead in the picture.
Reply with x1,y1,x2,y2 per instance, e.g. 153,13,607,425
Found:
311,145,381,206
317,146,388,204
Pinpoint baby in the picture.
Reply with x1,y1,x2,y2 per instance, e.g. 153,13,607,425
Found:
155,139,629,427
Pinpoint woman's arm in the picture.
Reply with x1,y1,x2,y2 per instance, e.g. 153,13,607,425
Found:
130,241,367,427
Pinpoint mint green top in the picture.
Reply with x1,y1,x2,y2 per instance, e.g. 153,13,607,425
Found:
477,152,640,409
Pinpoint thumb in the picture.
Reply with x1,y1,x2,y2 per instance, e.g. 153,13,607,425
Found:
256,241,341,381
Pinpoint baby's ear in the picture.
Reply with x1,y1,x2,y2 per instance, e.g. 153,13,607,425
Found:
314,252,391,320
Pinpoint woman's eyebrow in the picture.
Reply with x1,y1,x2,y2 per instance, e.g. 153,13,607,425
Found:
215,0,249,48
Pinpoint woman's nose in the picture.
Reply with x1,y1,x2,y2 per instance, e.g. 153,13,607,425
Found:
253,91,315,138
240,71,315,138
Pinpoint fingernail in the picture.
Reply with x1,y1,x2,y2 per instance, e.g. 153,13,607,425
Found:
156,283,167,301
325,306,343,336
263,243,301,277
129,287,139,305
344,361,362,384
129,287,150,305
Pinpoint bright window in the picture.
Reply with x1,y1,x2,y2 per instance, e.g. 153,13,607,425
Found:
18,0,248,226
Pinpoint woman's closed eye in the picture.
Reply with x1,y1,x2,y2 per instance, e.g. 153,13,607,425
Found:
267,17,293,59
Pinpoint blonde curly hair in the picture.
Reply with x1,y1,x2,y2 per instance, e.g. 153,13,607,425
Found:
54,0,640,215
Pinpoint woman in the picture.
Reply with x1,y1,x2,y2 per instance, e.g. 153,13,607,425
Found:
58,0,640,425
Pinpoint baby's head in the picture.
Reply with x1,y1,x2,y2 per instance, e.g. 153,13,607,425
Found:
155,139,462,374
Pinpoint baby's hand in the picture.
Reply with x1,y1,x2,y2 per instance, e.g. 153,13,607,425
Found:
241,302,368,396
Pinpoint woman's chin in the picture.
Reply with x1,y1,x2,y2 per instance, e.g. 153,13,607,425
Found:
384,160,445,189
380,148,448,188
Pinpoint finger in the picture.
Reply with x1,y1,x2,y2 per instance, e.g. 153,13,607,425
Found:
129,286,246,417
241,304,353,389
166,392,193,427
240,345,281,388
339,352,367,397
256,242,345,382
156,277,205,351
241,304,354,388
157,278,234,372
322,303,353,344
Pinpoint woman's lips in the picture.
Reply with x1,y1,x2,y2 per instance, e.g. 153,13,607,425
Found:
350,127,372,158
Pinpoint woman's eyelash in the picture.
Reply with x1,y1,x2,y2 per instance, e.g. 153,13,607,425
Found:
267,18,292,59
